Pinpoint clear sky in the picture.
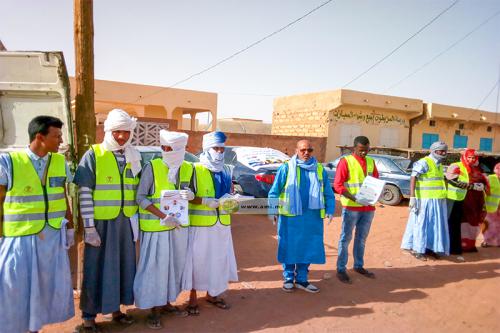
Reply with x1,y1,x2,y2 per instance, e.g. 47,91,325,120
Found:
1,0,499,123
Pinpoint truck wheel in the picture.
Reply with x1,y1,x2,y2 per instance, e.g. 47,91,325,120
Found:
379,184,402,206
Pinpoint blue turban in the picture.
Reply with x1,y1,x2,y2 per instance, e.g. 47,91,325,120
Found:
202,131,227,151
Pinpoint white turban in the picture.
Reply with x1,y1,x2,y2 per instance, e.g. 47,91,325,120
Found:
104,109,137,132
102,109,141,177
202,131,227,151
159,130,189,183
160,130,188,150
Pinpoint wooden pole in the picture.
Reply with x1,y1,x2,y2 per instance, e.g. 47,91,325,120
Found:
73,0,95,290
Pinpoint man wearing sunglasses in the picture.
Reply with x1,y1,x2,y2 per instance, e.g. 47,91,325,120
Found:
269,140,335,293
334,136,379,284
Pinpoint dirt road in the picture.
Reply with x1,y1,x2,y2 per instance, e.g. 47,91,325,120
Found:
47,199,500,332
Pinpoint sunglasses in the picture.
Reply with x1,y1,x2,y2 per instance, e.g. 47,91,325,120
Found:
299,148,314,153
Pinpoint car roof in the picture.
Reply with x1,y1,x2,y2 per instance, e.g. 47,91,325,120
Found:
333,154,408,161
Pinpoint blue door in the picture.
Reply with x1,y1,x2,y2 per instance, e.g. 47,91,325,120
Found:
422,133,439,149
453,135,468,149
479,138,493,152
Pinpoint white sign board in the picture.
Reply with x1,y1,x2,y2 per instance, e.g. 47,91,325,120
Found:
234,147,289,171
355,176,386,206
160,190,189,226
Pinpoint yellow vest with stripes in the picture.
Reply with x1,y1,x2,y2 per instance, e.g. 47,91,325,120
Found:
485,174,500,213
92,144,139,220
340,155,375,208
138,159,193,232
447,162,469,201
3,151,67,237
189,163,231,227
278,162,325,218
415,156,447,199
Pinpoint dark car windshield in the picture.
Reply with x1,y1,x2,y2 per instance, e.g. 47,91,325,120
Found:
392,158,411,172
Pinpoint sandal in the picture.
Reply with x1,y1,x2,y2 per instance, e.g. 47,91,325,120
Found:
207,297,231,310
112,312,134,325
75,323,102,333
160,305,188,317
146,313,163,330
186,304,200,316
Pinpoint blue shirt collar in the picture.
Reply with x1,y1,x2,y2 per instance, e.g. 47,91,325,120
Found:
25,147,49,162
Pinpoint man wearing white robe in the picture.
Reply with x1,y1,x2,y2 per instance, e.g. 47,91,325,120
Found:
183,131,238,315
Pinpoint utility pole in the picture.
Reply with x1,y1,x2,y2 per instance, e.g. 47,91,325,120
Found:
74,0,95,160
73,0,95,289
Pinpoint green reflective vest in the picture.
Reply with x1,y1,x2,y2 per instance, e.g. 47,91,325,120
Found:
138,159,193,232
189,163,231,227
278,162,325,218
414,156,447,199
485,174,500,213
447,162,469,201
92,144,139,220
340,155,375,208
3,151,67,237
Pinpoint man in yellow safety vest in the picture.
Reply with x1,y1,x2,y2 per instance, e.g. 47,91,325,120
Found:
0,116,75,333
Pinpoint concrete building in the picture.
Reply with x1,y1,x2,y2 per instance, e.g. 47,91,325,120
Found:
273,89,422,161
411,103,500,152
273,89,499,161
69,77,217,131
217,118,272,134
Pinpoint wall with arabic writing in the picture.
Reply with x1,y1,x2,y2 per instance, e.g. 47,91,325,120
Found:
324,107,413,161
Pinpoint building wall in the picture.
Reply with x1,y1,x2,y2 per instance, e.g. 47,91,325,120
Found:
411,118,499,152
325,106,413,161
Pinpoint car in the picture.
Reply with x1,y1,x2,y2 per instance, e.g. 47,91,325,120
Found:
323,154,412,205
135,146,199,166
197,146,290,198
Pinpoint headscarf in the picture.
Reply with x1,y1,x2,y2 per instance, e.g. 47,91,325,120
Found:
199,131,227,172
461,148,480,174
284,155,324,216
102,109,142,176
429,141,447,162
495,162,500,178
159,130,188,183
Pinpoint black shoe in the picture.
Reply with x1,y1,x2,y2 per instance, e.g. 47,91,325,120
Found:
413,253,427,261
336,271,352,284
354,267,375,279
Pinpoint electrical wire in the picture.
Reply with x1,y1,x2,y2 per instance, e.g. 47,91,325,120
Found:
132,0,334,104
384,9,500,93
343,0,460,88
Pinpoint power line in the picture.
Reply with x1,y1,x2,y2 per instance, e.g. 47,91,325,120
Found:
464,77,500,121
343,0,460,88
133,0,334,104
384,9,500,93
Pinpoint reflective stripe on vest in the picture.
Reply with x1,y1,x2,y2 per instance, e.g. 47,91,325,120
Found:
278,162,325,218
138,159,193,232
414,156,447,199
340,155,375,207
3,151,67,237
447,162,469,201
189,163,231,227
485,174,500,213
92,144,139,219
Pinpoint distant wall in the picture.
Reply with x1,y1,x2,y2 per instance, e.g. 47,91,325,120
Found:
96,119,327,161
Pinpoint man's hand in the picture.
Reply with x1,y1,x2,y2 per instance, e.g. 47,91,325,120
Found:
161,216,181,229
325,214,334,225
84,227,101,247
202,198,220,208
473,183,485,191
66,228,75,248
179,189,195,201
409,197,419,213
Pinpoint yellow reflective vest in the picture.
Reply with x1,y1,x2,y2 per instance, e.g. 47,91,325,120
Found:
3,151,67,237
340,155,375,208
138,159,193,232
189,163,231,227
414,156,447,199
485,174,500,213
447,162,469,201
92,144,139,220
278,162,325,218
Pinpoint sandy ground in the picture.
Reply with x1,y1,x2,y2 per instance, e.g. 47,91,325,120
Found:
46,198,500,333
